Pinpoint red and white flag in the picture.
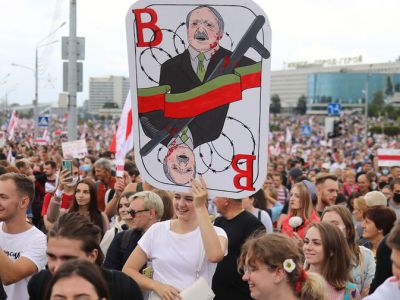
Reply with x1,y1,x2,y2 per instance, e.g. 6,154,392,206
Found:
377,149,400,167
34,129,49,145
7,110,17,141
110,92,133,176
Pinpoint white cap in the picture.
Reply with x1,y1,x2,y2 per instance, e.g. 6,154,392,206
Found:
365,191,387,207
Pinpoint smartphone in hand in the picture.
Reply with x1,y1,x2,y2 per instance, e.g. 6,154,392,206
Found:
62,160,73,182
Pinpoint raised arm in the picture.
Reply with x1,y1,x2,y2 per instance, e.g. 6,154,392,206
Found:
191,177,227,263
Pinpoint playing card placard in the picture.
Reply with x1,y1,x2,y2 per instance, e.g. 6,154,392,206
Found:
126,0,271,198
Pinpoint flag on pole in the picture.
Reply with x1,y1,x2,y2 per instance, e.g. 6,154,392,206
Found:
7,147,13,163
110,92,133,176
7,110,17,141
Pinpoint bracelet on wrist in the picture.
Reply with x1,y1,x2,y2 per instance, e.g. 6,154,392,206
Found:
55,189,63,198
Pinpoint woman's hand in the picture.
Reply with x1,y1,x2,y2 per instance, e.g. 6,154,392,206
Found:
57,169,72,191
191,176,208,209
154,282,181,300
114,177,126,198
292,232,304,248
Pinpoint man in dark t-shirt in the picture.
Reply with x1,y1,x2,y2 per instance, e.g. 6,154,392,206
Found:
0,283,6,300
212,198,265,300
369,235,393,294
103,229,143,271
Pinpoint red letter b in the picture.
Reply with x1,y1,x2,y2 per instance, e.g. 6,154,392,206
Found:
134,8,163,47
231,154,255,191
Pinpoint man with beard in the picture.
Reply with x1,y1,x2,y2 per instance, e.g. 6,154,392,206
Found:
42,160,58,192
0,173,47,300
315,173,339,217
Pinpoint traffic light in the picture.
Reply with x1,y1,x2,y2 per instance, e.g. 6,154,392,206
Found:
332,120,343,138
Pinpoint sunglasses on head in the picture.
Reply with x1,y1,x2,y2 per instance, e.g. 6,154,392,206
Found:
128,209,150,218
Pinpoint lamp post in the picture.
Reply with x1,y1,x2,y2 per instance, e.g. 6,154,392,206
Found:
11,22,65,138
364,65,372,142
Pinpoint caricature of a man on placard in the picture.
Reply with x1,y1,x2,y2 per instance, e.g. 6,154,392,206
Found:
126,0,271,198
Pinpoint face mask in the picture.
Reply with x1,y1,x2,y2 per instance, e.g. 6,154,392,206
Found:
393,193,400,203
80,164,91,172
378,181,387,190
66,176,80,188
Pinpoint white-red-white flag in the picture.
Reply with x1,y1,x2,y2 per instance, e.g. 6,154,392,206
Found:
7,111,17,141
110,92,133,176
34,129,50,145
378,149,400,167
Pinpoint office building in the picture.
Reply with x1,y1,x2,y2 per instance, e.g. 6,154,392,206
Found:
88,76,130,113
271,57,400,114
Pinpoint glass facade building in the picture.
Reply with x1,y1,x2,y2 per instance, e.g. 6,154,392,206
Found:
307,73,400,105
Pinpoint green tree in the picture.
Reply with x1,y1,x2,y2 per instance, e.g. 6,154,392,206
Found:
296,95,307,115
368,90,385,117
270,94,281,114
385,76,394,96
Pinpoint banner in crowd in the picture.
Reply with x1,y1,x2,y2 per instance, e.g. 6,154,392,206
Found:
0,131,5,148
378,149,400,167
111,92,134,177
7,110,17,141
61,140,88,159
125,0,271,198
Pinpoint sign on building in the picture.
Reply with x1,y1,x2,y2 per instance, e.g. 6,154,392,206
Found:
327,103,342,116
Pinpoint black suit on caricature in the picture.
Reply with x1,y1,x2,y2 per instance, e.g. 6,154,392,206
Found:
139,47,255,149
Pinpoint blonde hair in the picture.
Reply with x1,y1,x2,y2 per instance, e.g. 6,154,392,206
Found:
353,197,367,213
302,272,327,300
129,191,164,221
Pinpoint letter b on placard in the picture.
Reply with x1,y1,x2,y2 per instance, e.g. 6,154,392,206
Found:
231,154,255,191
134,8,163,47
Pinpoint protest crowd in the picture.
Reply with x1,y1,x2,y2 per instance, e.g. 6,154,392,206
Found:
0,112,400,300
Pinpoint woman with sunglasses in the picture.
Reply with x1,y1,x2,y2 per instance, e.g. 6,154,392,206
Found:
100,191,136,256
123,177,228,300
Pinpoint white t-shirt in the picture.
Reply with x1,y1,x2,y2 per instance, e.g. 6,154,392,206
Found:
250,209,273,233
138,220,227,291
0,223,47,300
364,276,400,300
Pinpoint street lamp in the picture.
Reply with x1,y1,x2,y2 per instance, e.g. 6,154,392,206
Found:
364,65,372,142
11,21,66,138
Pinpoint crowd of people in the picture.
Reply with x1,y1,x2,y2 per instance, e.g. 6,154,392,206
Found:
0,112,400,300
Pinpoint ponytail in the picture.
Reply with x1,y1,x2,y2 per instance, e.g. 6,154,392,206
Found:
301,271,327,300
